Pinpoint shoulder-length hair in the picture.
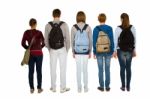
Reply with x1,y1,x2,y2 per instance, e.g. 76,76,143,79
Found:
76,11,86,23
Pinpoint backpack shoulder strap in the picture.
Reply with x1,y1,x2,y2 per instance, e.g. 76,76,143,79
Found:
59,21,64,27
74,24,81,32
129,25,132,29
118,25,123,30
48,22,54,27
29,35,36,49
82,24,88,32
48,21,64,27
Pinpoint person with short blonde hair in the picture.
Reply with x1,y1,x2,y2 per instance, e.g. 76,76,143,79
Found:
98,13,106,23
93,13,114,92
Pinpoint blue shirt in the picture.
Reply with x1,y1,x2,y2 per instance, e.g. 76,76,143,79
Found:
93,24,114,56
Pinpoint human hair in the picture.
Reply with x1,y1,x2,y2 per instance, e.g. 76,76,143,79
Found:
98,13,106,23
53,9,61,18
76,11,86,23
29,18,37,27
121,13,130,29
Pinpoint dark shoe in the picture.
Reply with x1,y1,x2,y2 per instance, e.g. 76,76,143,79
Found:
30,89,34,94
106,87,110,91
97,87,104,91
120,87,125,91
38,88,43,93
126,87,130,91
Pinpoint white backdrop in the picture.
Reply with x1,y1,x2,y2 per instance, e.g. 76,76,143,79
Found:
0,0,149,99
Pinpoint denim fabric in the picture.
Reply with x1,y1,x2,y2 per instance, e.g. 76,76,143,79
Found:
28,55,43,89
117,49,132,88
96,54,111,88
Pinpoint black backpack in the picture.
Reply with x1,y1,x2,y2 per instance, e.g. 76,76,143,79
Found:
118,25,135,52
48,21,64,49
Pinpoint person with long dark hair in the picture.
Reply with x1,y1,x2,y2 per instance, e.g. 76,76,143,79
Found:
114,13,136,91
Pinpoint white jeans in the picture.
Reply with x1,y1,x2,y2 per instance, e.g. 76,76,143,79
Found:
75,55,88,89
50,47,67,89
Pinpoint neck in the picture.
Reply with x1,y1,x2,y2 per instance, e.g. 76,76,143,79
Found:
54,17,60,21
100,22,105,25
31,27,36,30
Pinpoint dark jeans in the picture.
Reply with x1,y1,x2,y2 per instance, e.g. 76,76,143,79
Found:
28,55,43,89
117,49,132,88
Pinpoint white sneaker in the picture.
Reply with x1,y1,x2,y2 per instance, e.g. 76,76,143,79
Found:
78,88,82,93
50,88,56,92
84,87,88,93
60,88,70,93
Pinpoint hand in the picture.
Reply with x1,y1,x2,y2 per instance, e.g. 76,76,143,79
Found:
132,50,136,57
113,51,117,58
73,54,75,58
89,54,91,59
93,54,96,59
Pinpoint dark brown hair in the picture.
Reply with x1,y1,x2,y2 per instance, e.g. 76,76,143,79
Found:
98,13,106,23
29,18,37,27
121,13,130,29
76,11,86,23
53,9,61,17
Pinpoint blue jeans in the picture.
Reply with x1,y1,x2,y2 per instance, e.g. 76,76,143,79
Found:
117,49,132,88
96,55,111,88
28,55,43,89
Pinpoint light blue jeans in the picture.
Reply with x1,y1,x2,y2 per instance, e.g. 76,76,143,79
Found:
96,55,111,88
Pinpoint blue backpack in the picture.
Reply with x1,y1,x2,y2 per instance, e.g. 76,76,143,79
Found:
74,24,89,53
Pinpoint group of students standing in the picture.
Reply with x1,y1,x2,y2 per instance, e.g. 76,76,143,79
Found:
21,9,136,94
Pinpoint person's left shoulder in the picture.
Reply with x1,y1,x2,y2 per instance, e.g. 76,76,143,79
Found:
94,25,100,32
